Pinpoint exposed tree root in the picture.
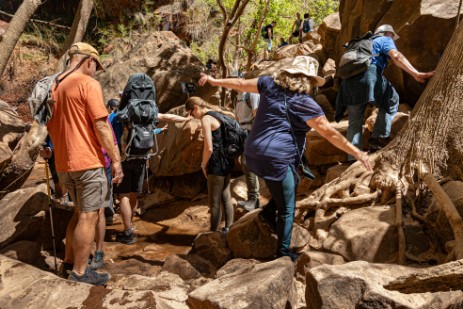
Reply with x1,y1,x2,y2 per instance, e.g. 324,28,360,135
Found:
396,181,406,265
420,165,463,259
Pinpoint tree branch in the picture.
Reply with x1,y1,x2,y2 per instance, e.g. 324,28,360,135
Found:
0,10,70,30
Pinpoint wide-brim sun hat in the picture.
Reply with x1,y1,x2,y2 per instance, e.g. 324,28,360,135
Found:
68,42,105,71
280,56,325,87
374,24,400,41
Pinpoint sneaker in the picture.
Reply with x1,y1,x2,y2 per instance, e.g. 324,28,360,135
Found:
242,199,260,212
115,230,136,245
58,262,74,277
89,251,104,269
68,268,110,286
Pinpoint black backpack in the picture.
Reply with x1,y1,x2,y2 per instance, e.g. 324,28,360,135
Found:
261,25,269,39
117,73,159,158
206,111,248,158
338,31,379,80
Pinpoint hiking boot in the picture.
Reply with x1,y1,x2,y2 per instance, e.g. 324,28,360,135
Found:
368,137,390,151
241,199,260,212
89,251,104,270
115,230,136,245
68,268,110,286
58,262,74,277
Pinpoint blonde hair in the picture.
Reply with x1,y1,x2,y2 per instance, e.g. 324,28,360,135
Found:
272,71,315,94
185,96,235,119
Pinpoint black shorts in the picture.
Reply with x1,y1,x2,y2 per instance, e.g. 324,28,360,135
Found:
292,30,300,37
114,159,146,195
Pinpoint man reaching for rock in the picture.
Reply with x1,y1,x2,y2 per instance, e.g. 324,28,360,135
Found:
47,42,123,286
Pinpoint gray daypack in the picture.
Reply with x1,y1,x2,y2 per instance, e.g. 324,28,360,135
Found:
27,73,60,123
338,31,379,80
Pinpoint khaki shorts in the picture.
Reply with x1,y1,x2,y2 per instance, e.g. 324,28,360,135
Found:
58,168,109,213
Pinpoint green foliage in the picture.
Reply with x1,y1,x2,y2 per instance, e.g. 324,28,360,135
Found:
19,23,66,55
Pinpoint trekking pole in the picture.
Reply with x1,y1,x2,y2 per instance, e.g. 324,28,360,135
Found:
44,158,58,273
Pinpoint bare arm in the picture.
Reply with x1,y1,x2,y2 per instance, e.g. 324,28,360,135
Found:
307,115,372,171
198,72,259,93
200,116,214,178
252,109,257,118
94,118,123,184
158,113,191,123
388,49,435,83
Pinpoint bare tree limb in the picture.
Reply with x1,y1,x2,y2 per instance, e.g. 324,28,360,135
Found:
396,181,406,265
0,10,70,30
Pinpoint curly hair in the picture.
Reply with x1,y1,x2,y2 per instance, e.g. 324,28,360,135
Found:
184,96,235,119
272,71,315,94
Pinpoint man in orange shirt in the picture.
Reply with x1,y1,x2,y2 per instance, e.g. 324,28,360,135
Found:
47,42,123,286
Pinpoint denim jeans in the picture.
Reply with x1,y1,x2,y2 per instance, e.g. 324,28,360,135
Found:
346,91,399,160
262,166,300,257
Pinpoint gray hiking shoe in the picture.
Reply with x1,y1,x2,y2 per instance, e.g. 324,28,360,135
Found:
68,268,110,286
115,229,136,245
89,251,104,269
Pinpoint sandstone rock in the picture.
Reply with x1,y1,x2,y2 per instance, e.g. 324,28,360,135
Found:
306,120,348,165
226,210,277,259
295,248,346,284
162,254,203,280
0,142,13,173
215,258,260,278
98,32,213,112
306,260,463,309
0,254,166,308
318,13,341,60
110,272,190,308
325,164,350,183
188,257,295,309
291,224,310,251
322,58,336,77
273,44,313,61
190,231,232,269
314,94,335,121
0,240,41,264
0,185,49,250
365,111,409,140
323,205,398,263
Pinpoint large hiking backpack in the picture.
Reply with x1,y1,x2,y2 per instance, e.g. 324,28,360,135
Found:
27,73,60,124
207,111,248,158
338,31,378,80
302,19,311,33
261,25,269,39
117,73,159,158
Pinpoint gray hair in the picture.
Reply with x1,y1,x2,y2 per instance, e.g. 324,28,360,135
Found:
272,71,315,94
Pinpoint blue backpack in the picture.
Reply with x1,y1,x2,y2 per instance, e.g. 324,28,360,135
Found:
302,19,311,32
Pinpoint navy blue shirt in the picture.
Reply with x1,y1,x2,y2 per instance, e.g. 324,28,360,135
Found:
245,76,324,181
371,36,397,71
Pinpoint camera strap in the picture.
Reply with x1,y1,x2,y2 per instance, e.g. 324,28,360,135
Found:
283,91,305,167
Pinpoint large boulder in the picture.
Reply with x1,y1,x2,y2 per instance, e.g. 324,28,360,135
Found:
98,32,215,112
306,260,463,309
318,13,341,61
0,185,49,250
0,254,173,308
188,257,295,309
306,120,349,165
337,0,460,105
322,205,398,263
190,231,232,269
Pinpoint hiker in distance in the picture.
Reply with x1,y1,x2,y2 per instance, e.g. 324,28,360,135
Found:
185,97,236,234
198,56,372,261
336,24,435,156
47,42,123,286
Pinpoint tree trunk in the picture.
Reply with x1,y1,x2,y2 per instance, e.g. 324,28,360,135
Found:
0,121,48,196
297,19,463,262
56,0,94,71
0,0,42,78
217,0,250,106
245,0,270,71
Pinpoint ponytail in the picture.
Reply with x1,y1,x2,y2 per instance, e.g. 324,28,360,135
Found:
185,96,235,119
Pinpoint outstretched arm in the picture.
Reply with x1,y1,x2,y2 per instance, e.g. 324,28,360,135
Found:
388,49,435,83
307,115,372,171
200,116,214,178
198,72,259,93
158,113,191,123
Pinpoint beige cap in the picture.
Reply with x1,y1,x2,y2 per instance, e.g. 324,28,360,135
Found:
281,56,325,87
68,42,104,71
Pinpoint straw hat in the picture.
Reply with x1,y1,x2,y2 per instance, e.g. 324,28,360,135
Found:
68,42,105,71
280,56,325,87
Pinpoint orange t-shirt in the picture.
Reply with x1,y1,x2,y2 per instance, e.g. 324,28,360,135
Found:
48,72,108,172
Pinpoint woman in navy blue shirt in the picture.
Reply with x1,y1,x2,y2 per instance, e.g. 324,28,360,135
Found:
199,56,371,261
